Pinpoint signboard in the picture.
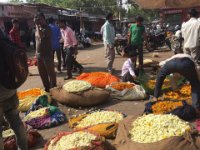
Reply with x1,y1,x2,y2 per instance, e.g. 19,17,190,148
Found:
2,5,34,18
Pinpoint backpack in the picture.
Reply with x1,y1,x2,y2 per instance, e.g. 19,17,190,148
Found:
0,32,28,89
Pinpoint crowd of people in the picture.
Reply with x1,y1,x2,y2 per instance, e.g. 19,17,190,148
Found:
0,7,200,149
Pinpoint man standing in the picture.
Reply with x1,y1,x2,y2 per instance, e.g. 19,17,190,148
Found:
9,19,24,48
102,13,115,73
182,8,200,64
59,20,82,80
48,17,62,73
128,16,146,70
34,13,56,92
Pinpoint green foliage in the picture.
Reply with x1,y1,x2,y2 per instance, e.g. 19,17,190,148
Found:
127,6,158,22
9,0,23,3
26,0,126,16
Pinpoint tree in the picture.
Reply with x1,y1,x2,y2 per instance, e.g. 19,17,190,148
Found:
26,0,126,17
127,6,158,22
9,0,23,3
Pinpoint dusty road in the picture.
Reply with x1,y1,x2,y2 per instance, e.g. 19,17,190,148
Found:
19,43,173,149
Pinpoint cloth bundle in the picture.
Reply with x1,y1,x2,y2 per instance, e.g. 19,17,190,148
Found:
24,95,66,129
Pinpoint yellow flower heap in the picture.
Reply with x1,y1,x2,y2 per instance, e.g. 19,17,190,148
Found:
76,110,124,128
130,114,191,143
48,131,97,150
147,79,170,89
63,80,92,93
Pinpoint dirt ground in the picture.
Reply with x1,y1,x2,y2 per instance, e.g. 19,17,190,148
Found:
19,42,174,150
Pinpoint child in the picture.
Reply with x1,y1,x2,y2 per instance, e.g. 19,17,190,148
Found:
121,51,138,82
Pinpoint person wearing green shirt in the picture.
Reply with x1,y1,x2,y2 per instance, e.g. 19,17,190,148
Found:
128,16,147,70
102,13,115,73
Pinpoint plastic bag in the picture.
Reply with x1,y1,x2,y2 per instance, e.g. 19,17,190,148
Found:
106,83,146,100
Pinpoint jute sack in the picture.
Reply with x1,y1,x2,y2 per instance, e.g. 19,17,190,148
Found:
50,87,110,107
44,130,116,150
114,116,200,150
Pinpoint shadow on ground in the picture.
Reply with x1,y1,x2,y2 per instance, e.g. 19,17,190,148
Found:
78,43,104,51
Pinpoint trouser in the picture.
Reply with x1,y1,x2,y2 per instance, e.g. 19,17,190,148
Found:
53,49,62,71
154,58,200,109
122,69,139,83
37,54,57,92
105,44,115,71
72,56,83,70
60,43,66,67
122,71,135,83
184,46,200,64
0,94,28,150
131,44,143,69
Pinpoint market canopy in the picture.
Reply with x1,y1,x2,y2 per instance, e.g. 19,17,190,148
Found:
133,0,200,9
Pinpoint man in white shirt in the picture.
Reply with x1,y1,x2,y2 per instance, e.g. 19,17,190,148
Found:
181,8,200,64
154,54,200,114
121,51,138,82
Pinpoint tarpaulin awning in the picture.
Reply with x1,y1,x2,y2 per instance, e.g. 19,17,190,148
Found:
134,0,200,9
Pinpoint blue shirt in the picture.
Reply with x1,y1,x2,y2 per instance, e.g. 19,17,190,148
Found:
49,23,61,50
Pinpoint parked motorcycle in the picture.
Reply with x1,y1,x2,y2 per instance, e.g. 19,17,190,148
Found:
115,37,128,55
77,33,91,48
171,29,183,54
146,28,172,51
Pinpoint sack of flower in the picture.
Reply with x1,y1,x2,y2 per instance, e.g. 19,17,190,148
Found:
76,72,120,88
17,88,51,112
69,110,125,139
44,130,113,150
106,82,146,100
50,80,110,107
24,95,66,129
115,114,200,150
3,128,41,150
144,100,196,121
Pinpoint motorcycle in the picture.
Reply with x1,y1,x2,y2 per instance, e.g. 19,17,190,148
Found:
146,29,172,51
170,30,183,54
115,37,128,55
77,33,91,49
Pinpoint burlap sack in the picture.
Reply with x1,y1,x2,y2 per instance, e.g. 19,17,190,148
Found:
44,130,116,150
115,116,200,150
50,87,110,107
